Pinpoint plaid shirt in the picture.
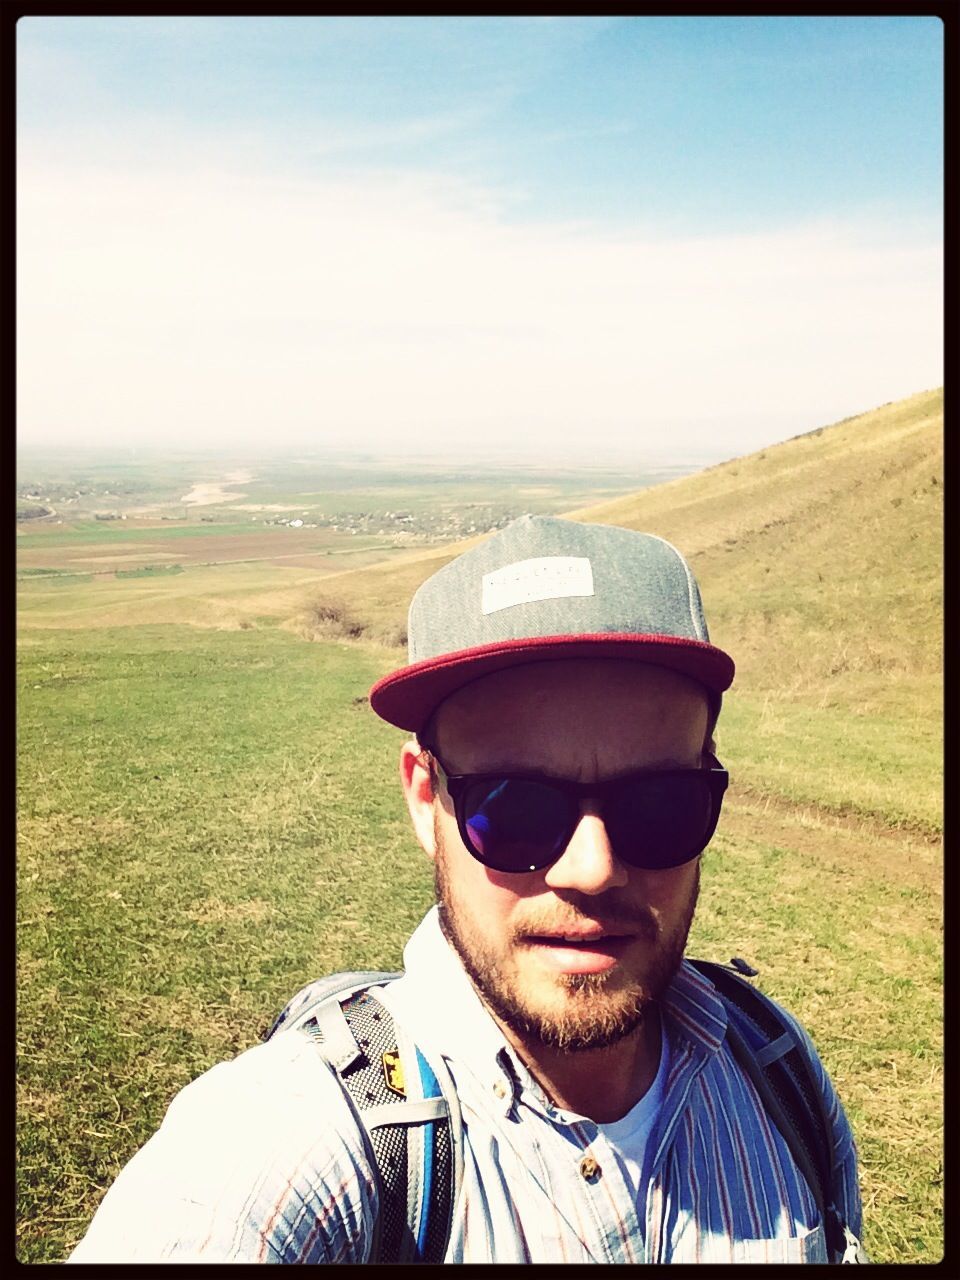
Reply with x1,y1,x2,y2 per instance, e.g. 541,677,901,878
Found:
69,907,864,1263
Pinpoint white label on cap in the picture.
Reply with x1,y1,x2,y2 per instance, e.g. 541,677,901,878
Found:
481,556,594,615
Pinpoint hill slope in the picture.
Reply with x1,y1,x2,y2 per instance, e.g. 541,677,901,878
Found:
566,387,942,698
303,387,942,832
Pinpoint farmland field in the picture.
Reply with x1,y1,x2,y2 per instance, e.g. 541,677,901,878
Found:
17,453,694,631
17,402,943,1263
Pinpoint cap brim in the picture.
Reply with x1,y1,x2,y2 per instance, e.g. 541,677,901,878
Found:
368,633,735,733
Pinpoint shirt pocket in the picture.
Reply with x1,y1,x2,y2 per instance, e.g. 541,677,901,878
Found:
730,1223,828,1264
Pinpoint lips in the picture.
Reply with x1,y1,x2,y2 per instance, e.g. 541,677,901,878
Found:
529,932,632,946
523,921,639,945
521,929,639,975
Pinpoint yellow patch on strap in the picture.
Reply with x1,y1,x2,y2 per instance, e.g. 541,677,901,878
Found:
382,1049,406,1097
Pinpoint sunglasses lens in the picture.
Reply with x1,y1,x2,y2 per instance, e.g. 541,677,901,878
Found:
461,778,572,872
606,774,716,869
451,767,724,874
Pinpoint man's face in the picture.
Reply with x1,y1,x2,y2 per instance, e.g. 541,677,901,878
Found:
414,659,710,1054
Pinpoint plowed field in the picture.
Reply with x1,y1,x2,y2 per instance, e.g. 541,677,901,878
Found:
17,528,389,575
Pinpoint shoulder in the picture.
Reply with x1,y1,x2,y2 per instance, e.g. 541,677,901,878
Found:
683,961,865,1242
161,1028,373,1150
69,1032,378,1263
757,993,859,1174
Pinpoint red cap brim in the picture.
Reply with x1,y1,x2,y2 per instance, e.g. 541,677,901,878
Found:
368,632,735,733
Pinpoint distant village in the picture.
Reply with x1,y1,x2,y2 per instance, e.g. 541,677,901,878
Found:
16,483,524,542
256,507,519,541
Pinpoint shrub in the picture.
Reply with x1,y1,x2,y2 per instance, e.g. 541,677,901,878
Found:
373,622,407,650
296,598,367,642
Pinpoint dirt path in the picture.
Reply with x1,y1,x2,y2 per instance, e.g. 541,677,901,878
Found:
180,470,255,507
724,790,941,894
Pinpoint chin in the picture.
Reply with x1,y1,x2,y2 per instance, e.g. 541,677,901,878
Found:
512,965,663,1051
441,912,658,1052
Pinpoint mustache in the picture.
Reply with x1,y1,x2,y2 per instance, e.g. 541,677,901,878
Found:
511,894,659,941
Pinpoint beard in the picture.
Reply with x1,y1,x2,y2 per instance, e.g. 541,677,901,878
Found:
433,817,699,1054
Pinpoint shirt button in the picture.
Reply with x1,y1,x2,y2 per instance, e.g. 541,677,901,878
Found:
493,1081,507,1099
579,1155,601,1182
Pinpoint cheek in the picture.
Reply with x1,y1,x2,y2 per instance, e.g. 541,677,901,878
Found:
435,807,531,918
630,861,700,918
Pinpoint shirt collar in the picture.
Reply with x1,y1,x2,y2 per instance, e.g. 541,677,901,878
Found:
383,906,523,1116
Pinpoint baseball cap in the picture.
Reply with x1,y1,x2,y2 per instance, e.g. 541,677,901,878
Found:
368,514,734,734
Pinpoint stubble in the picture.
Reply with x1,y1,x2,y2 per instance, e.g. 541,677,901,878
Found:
433,817,699,1053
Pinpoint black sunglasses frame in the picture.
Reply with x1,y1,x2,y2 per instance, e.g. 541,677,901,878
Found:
424,745,729,874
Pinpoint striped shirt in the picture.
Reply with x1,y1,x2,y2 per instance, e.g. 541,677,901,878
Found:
69,906,864,1263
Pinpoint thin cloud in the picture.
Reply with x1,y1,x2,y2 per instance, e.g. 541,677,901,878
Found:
17,158,942,459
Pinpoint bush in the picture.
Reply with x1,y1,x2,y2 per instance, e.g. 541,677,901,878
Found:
372,622,407,650
296,598,367,642
16,505,51,522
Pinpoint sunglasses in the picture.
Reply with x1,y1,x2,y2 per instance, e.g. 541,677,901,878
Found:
425,746,729,875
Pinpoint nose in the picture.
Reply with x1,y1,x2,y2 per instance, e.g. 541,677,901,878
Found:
542,804,629,894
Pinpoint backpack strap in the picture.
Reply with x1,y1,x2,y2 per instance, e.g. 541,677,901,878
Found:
690,959,863,1263
264,970,401,1039
266,972,460,1264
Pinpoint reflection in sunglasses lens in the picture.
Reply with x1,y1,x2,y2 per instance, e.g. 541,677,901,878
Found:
465,779,570,870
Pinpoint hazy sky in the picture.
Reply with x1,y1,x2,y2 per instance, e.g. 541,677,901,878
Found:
17,16,943,462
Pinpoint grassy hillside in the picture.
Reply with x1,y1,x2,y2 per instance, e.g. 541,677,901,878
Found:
275,388,944,833
566,387,942,693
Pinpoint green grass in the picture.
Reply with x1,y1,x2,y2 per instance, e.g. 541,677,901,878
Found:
17,626,423,1262
18,571,95,587
17,623,942,1263
718,685,942,835
17,521,304,549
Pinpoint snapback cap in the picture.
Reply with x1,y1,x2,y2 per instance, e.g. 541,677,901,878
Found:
368,514,734,734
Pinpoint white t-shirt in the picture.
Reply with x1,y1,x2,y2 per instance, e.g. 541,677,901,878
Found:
597,1012,670,1194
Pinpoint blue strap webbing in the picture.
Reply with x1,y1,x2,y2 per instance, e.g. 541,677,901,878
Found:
414,1046,441,1259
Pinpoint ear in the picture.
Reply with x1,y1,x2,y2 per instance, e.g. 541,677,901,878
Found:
400,740,438,859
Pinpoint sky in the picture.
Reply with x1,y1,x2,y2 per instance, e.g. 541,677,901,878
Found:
17,16,943,463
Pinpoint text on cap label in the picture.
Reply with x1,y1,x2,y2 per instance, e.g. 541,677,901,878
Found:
481,556,595,615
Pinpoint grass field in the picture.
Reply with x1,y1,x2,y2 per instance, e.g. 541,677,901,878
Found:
17,393,943,1262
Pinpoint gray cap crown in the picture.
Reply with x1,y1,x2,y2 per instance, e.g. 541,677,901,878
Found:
408,514,711,661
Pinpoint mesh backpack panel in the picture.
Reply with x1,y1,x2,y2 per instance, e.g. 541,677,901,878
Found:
267,974,456,1264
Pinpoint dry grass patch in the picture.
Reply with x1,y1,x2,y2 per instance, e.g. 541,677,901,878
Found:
287,594,408,649
724,794,941,892
186,897,275,926
293,597,368,642
18,1084,67,1125
19,814,133,879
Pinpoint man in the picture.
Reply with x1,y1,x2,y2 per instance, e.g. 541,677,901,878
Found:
69,515,865,1264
